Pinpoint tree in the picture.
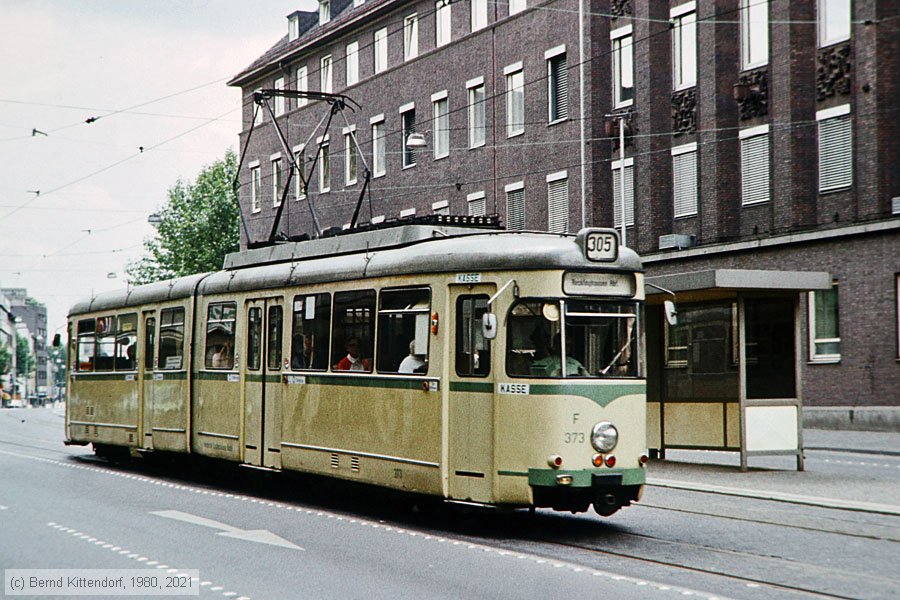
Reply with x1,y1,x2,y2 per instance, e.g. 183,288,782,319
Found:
16,334,34,378
0,343,11,376
127,149,240,285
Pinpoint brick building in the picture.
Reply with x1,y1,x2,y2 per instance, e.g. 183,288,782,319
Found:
229,0,899,421
2,288,49,397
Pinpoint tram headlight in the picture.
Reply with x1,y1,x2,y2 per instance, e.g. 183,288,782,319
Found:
591,422,618,453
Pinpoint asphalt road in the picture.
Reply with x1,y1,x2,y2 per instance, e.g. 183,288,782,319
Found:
2,406,898,600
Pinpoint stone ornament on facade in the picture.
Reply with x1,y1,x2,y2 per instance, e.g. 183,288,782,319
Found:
671,88,697,135
610,0,633,18
733,69,768,121
816,42,852,101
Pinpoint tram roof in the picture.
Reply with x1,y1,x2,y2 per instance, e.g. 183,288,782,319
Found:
69,226,641,316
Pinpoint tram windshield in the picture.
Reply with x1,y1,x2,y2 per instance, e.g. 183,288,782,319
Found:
506,299,639,378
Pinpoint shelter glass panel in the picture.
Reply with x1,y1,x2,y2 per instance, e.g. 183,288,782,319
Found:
746,297,796,399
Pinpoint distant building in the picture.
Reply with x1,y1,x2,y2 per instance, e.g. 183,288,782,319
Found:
2,288,49,396
0,289,16,393
229,0,899,417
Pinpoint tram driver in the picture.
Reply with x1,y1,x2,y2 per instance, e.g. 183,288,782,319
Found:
531,333,588,377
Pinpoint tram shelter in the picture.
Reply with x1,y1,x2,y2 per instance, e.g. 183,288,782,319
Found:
644,269,831,471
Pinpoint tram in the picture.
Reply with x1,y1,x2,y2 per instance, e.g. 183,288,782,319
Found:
65,218,648,515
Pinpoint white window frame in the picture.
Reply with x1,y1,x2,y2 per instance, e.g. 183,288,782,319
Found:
404,14,419,61
672,142,698,218
297,66,308,107
346,41,360,86
436,0,452,47
740,0,769,70
505,181,526,231
432,90,449,160
611,26,634,109
610,157,634,227
816,104,853,193
293,144,306,200
432,200,449,215
374,27,388,74
317,134,331,193
274,77,285,116
353,0,365,7
467,76,486,148
808,284,841,363
289,15,300,41
739,124,770,206
467,191,486,216
319,0,330,25
400,103,417,169
509,0,526,16
343,126,358,186
471,0,488,31
320,55,332,94
818,0,852,47
400,208,417,218
546,45,568,124
249,161,261,213
371,215,386,224
546,170,569,234
271,153,283,207
671,3,697,90
370,114,386,178
504,62,524,138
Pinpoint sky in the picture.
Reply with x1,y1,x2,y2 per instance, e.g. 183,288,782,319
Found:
0,0,315,335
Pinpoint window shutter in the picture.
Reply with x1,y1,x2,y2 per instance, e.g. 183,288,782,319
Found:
550,55,568,121
506,188,525,230
740,134,769,205
612,164,634,227
818,116,852,192
672,150,697,217
468,195,486,216
547,178,569,233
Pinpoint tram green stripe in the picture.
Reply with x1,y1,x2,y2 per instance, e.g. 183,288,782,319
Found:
71,372,138,381
301,375,433,391
528,383,645,408
449,381,493,394
197,371,238,382
527,467,645,488
143,371,188,381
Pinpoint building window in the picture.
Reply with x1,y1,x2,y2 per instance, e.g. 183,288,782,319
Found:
320,55,332,94
611,26,634,108
318,136,330,193
294,145,306,200
809,284,840,362
671,3,697,90
354,0,364,6
374,27,388,74
611,157,634,228
272,156,283,207
371,117,386,177
509,0,526,16
740,0,768,69
819,0,851,46
344,128,358,185
404,14,419,61
546,47,568,123
436,0,452,47
250,164,261,213
433,201,449,215
274,77,285,116
467,78,486,148
471,0,487,31
505,63,524,138
505,182,525,231
740,125,770,205
401,105,417,168
672,142,698,218
297,66,308,107
432,92,449,159
817,104,852,193
546,171,569,234
467,191,486,216
319,0,330,25
289,14,300,41
346,41,359,86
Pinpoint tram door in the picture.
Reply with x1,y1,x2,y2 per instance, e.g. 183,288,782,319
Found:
448,286,496,503
243,298,284,469
139,311,156,450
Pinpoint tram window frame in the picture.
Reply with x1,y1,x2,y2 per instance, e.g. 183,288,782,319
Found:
144,316,156,370
115,313,138,371
204,301,237,370
267,305,283,371
76,318,96,372
331,289,376,373
247,307,263,371
455,295,491,377
94,316,116,372
376,287,431,374
157,307,186,370
291,293,331,371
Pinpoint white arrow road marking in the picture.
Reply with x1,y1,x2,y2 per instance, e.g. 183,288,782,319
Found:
151,510,304,550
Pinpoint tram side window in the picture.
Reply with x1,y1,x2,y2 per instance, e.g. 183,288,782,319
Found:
158,307,185,370
267,305,284,370
77,318,96,372
205,302,237,369
291,293,330,371
456,295,490,377
115,313,138,371
144,317,156,370
247,307,262,371
332,290,375,372
94,316,116,371
377,288,431,374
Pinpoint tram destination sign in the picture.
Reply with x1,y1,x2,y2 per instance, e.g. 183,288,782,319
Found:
563,272,635,297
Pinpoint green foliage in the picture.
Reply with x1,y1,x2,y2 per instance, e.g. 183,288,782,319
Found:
127,149,240,285
16,335,34,377
0,343,11,375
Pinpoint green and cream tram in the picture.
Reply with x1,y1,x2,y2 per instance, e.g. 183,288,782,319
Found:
66,221,648,515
